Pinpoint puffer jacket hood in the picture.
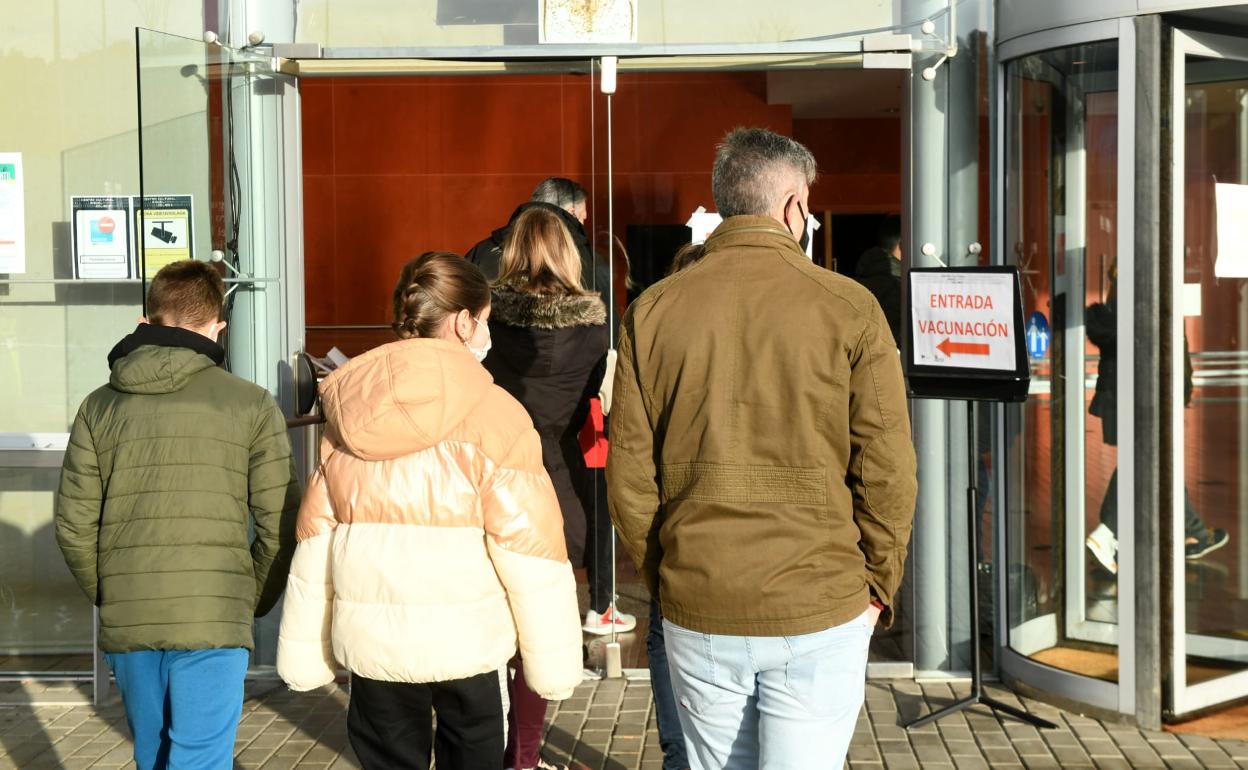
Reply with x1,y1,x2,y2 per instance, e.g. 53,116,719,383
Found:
107,324,224,395
318,338,492,462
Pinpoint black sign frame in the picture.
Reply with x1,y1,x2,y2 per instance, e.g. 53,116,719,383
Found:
904,265,1030,403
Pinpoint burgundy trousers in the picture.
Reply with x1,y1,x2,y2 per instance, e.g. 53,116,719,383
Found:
503,656,548,769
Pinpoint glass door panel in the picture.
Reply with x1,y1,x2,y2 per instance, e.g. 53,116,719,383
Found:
1004,40,1122,684
1171,29,1248,717
580,61,912,670
136,29,299,669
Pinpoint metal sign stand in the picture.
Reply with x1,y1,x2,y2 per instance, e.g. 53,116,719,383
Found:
905,403,1056,731
601,54,623,680
903,266,1051,729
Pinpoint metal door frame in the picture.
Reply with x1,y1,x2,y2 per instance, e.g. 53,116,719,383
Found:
995,16,1137,719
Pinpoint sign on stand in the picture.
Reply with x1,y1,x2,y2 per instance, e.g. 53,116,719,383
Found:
899,267,1051,733
905,266,1029,402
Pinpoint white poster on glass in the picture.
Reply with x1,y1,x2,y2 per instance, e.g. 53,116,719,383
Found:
72,196,134,279
1215,182,1248,278
0,153,26,274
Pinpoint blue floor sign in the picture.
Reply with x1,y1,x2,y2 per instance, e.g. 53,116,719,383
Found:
1026,311,1050,359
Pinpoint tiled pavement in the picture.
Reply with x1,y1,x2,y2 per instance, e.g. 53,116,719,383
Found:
3,677,1248,769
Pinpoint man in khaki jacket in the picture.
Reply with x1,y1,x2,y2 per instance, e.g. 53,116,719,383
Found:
607,127,917,769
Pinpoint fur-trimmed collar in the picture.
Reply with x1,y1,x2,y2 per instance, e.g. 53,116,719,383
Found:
490,281,606,330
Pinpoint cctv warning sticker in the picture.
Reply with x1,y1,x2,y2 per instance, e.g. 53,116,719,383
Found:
910,270,1017,372
136,195,193,278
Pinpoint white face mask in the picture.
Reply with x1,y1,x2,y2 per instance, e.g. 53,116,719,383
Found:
466,316,491,363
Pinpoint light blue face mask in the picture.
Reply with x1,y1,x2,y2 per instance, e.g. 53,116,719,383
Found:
466,316,492,363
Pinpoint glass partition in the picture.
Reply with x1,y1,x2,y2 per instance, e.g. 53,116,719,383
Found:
0,0,204,680
1170,29,1248,717
1004,40,1123,689
136,28,300,669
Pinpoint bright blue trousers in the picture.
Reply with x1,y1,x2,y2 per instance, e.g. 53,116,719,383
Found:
106,648,249,770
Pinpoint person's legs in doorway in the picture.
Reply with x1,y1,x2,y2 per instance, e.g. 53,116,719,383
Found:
106,650,172,770
663,620,759,770
646,600,688,770
756,612,872,769
582,469,636,635
1087,468,1119,574
165,648,249,770
1184,487,1230,560
586,468,613,616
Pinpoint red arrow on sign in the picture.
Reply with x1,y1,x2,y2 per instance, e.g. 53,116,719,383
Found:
937,338,990,357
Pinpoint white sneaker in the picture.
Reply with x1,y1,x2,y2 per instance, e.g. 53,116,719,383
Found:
1086,523,1118,575
583,606,637,635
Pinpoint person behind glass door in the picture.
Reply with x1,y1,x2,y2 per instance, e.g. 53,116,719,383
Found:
607,127,918,770
854,214,903,346
55,260,300,770
1085,263,1228,574
276,252,582,770
482,207,629,770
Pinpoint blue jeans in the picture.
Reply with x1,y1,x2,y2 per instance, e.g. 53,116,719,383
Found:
648,600,689,770
106,648,249,770
664,612,872,770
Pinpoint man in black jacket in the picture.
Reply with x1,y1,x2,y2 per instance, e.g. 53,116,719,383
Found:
854,215,903,346
465,177,611,298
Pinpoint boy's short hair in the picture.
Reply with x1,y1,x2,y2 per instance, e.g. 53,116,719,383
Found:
146,260,225,328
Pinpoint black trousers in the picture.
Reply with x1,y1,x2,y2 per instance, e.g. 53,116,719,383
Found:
348,671,505,770
585,467,615,614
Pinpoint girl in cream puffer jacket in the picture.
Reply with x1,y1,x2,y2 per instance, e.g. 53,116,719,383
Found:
276,252,582,770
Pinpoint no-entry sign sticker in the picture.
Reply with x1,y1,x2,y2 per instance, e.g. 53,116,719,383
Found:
910,270,1017,371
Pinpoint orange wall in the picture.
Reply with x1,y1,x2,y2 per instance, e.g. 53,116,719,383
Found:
301,72,903,334
796,117,901,212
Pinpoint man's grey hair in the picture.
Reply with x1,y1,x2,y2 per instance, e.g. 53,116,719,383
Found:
711,128,817,218
531,177,588,211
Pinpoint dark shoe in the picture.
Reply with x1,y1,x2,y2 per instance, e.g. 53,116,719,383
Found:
1186,527,1229,560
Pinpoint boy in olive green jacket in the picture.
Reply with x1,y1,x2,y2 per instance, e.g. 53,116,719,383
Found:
56,259,299,770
